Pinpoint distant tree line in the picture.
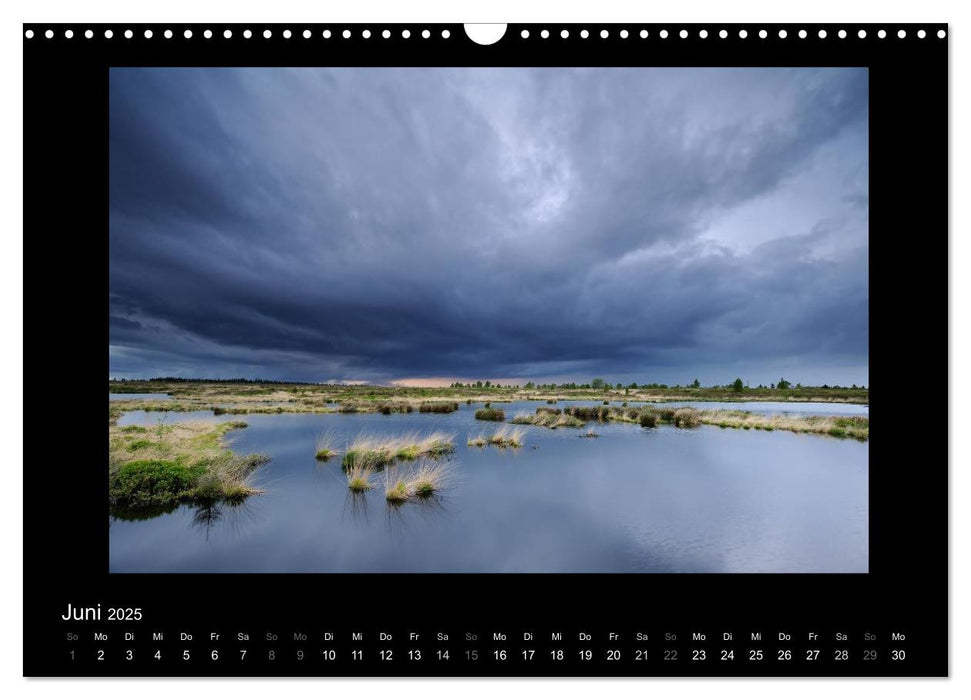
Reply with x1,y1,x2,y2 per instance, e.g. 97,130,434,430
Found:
449,376,866,391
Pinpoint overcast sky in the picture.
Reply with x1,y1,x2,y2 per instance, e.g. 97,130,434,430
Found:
109,67,868,387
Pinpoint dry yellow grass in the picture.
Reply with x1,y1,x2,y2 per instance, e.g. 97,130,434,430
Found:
694,410,868,440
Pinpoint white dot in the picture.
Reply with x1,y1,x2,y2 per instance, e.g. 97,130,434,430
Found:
799,29,807,38
223,29,232,39
779,29,788,39
323,30,331,38
383,29,391,39
561,29,569,39
640,29,648,39
719,29,728,39
858,29,867,38
897,30,906,39
838,29,847,39
85,29,94,39
541,29,549,39
679,29,688,39
620,29,628,38
699,29,708,39
164,29,173,39
243,29,252,39
124,29,133,39
660,29,668,39
878,29,886,39
45,29,53,39
521,29,529,38
283,29,292,39
342,29,351,39
25,29,33,39
144,29,152,39
918,29,926,38
204,29,212,39
264,29,272,39
65,29,73,39
739,29,748,39
759,29,767,39
104,29,113,38
441,29,450,39
184,29,193,39
422,29,430,39
303,29,311,38
362,29,371,39
599,29,608,39
581,29,589,39
402,29,410,38
818,29,827,39
938,29,946,39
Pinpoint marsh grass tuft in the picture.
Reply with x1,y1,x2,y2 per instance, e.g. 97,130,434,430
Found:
475,407,505,421
342,431,455,469
419,401,459,413
511,411,585,429
346,462,375,492
314,430,340,461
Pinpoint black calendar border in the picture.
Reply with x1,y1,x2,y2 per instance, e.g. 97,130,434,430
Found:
23,23,948,677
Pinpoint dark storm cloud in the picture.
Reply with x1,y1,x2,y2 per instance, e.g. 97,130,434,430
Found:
109,67,868,385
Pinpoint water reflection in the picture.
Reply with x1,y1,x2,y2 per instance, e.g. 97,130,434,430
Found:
110,405,868,573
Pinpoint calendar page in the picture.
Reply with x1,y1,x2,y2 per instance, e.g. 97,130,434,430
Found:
22,21,946,677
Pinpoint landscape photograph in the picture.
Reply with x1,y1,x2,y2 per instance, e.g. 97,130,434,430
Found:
109,66,868,573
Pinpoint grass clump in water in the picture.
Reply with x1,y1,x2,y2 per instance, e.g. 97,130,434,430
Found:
639,411,658,428
565,405,611,421
346,462,375,492
511,411,585,429
315,431,340,461
672,408,701,428
419,401,459,413
579,430,600,438
475,407,505,421
342,432,455,469
487,425,526,447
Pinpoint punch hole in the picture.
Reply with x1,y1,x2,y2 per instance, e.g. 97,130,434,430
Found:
65,29,74,39
184,30,193,39
164,29,173,39
422,30,430,39
25,29,33,39
699,30,708,39
464,24,506,45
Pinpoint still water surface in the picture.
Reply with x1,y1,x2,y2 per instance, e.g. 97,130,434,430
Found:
109,401,868,573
